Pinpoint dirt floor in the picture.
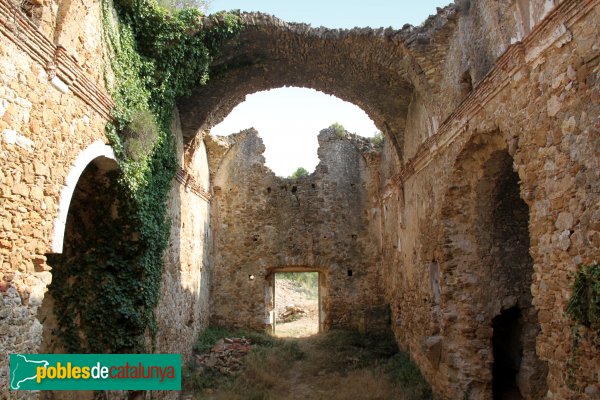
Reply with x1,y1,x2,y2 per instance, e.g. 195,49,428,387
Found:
182,277,432,399
274,277,319,338
183,329,432,400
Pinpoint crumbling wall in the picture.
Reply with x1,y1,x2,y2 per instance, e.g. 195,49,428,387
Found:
51,0,107,86
404,0,564,159
380,2,600,398
209,128,384,332
1,0,598,399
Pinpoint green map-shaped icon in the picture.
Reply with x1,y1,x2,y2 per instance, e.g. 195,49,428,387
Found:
10,354,49,390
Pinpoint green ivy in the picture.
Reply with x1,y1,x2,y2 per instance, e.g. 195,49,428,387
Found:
565,262,599,390
566,262,600,333
48,169,148,352
49,0,242,353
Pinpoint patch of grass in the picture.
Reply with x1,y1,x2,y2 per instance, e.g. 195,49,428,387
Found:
246,340,305,372
385,352,433,400
193,326,231,353
184,327,280,393
200,340,304,399
185,329,433,400
319,369,399,400
193,327,276,354
297,330,397,378
182,360,227,391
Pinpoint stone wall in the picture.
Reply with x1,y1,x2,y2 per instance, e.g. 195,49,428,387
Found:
403,0,565,159
209,128,385,333
154,110,212,359
0,2,113,396
378,1,600,398
0,1,213,398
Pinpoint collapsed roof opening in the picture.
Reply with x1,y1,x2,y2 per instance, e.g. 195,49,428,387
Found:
210,87,378,177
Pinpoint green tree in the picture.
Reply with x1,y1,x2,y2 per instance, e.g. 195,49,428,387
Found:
157,0,209,12
329,122,345,138
289,167,309,179
371,131,384,147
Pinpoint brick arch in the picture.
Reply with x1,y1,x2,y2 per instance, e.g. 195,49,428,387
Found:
51,140,118,253
177,13,444,161
437,130,547,399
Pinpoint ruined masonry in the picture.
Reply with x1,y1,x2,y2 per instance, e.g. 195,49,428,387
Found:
1,0,599,399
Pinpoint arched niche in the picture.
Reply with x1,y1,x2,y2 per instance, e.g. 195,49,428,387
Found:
438,131,548,398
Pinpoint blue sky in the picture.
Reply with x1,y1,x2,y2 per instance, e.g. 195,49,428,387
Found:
207,1,451,29
207,1,450,176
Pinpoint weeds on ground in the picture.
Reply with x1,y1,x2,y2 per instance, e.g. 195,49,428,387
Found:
184,328,432,400
192,327,275,353
183,327,277,392
385,351,433,399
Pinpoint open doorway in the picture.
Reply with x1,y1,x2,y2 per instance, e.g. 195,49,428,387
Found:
274,272,320,337
492,306,524,400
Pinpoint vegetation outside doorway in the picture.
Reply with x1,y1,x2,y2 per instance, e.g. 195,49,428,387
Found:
270,271,323,337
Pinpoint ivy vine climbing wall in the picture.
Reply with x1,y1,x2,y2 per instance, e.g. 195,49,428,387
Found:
47,0,242,353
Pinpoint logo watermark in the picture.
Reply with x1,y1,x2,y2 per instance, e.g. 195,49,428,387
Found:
9,354,181,390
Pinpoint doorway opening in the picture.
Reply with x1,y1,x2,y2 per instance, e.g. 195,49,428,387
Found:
443,141,548,397
274,272,320,337
479,150,547,398
39,158,120,354
492,306,524,399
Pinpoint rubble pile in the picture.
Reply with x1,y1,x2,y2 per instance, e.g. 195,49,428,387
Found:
195,337,253,375
277,304,307,323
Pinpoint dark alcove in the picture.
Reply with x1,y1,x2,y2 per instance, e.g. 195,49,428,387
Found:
492,306,524,400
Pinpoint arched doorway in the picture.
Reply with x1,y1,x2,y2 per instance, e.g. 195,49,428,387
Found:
476,150,540,399
38,142,121,353
439,132,548,398
38,146,121,400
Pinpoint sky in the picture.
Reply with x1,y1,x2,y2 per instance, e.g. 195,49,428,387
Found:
207,0,451,177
